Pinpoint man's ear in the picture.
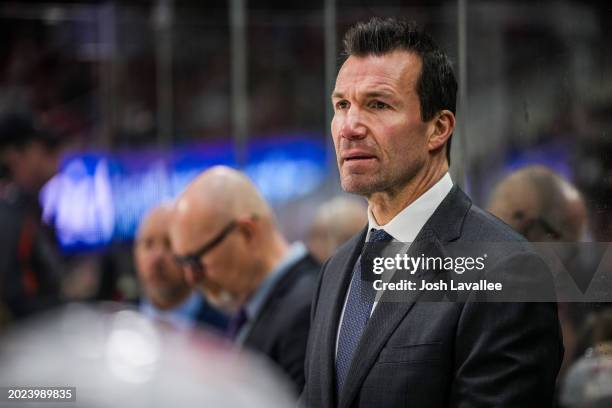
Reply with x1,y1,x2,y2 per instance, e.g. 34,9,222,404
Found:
237,217,257,242
427,110,455,153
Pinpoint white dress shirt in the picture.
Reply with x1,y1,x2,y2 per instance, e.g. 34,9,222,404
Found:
335,173,454,357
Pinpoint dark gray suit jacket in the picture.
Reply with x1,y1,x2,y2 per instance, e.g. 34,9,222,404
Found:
244,252,320,394
302,186,563,408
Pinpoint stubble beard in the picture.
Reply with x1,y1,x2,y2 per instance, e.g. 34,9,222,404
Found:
340,160,424,200
340,171,388,197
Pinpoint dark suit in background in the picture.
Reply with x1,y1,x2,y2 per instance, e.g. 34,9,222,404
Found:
303,186,563,408
240,251,320,393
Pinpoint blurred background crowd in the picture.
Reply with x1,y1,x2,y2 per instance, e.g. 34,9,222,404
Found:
0,0,611,407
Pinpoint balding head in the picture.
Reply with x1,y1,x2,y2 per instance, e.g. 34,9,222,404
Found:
169,166,288,311
135,203,192,310
308,196,367,263
176,166,271,230
487,165,587,242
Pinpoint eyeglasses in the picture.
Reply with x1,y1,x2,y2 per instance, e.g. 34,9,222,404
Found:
513,211,562,241
174,220,238,270
525,217,562,241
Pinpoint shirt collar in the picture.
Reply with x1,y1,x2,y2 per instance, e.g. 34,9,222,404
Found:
367,172,453,242
243,242,308,321
140,291,203,330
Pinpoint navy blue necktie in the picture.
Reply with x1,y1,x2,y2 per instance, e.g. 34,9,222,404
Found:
336,228,394,395
227,307,248,340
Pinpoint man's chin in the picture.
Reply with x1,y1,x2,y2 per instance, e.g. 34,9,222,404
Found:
340,177,378,196
205,290,239,313
147,286,191,310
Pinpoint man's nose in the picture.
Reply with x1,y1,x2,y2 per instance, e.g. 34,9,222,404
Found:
183,263,204,286
150,245,166,262
339,107,367,140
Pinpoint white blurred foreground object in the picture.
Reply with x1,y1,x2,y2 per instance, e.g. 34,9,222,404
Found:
0,303,296,408
561,345,612,408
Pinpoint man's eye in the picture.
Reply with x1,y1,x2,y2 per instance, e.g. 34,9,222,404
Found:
335,100,349,110
370,100,389,109
139,238,154,250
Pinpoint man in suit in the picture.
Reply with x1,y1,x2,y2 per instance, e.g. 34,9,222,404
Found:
487,165,591,382
301,18,563,407
134,204,228,332
169,166,320,392
487,165,587,243
308,196,367,264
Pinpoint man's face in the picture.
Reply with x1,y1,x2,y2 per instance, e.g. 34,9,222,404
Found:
4,142,61,193
331,50,432,196
135,211,191,310
169,202,250,312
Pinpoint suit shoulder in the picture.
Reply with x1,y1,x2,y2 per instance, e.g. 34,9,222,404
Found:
249,255,318,339
461,204,529,243
275,254,320,307
458,204,548,268
323,228,366,269
338,229,366,254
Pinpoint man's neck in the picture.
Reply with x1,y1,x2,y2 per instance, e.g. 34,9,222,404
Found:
240,233,290,304
260,234,291,281
369,162,448,226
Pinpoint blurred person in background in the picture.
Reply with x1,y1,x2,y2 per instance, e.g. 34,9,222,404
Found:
0,113,64,322
307,196,367,264
487,165,587,242
134,203,228,333
169,165,320,393
560,309,612,408
487,165,591,378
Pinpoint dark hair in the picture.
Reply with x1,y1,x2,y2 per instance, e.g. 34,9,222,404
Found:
0,114,60,151
342,18,457,163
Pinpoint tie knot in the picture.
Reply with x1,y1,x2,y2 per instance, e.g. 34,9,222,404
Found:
368,228,394,243
227,308,249,340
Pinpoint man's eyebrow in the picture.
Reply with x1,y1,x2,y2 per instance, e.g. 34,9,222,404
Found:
364,90,397,99
331,90,398,100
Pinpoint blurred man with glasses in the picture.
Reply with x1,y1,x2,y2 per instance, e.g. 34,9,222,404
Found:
134,203,228,332
169,165,320,393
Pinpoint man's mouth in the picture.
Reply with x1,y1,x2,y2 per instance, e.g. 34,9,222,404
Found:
342,151,378,163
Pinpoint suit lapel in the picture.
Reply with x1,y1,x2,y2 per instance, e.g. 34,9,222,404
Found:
337,186,472,408
317,228,367,408
337,228,446,408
